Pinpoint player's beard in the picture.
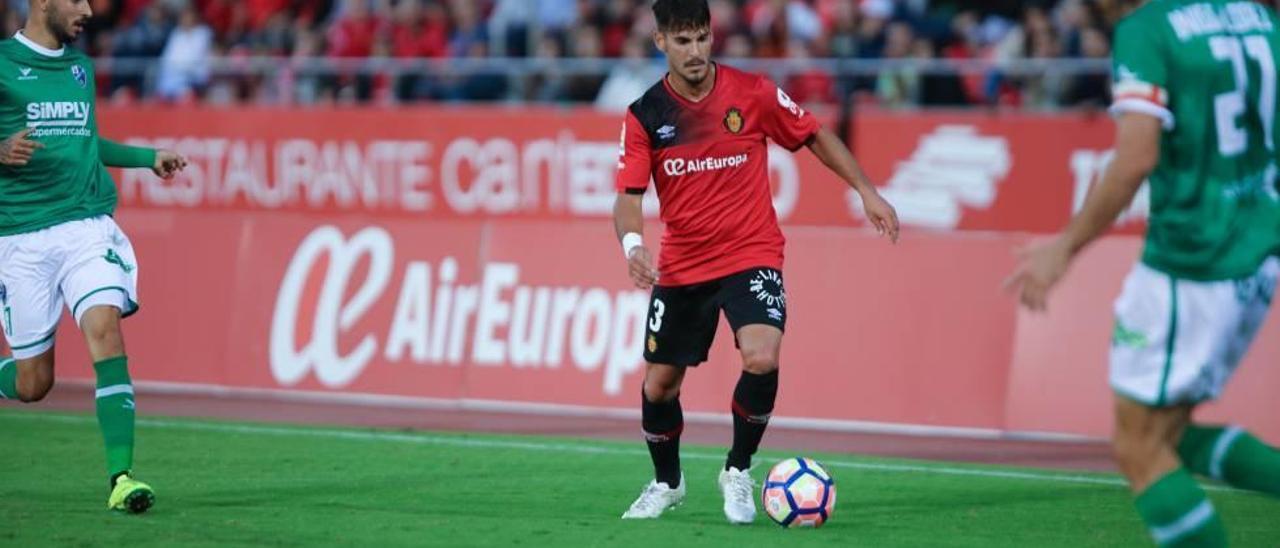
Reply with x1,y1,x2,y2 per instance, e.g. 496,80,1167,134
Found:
44,6,85,45
678,62,709,87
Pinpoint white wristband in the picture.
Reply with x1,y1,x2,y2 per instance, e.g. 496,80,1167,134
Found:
621,232,644,259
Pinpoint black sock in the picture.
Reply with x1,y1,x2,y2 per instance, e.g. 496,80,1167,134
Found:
726,369,778,471
642,392,683,488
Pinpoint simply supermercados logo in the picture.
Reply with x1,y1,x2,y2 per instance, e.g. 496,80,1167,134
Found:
25,101,92,137
270,226,649,395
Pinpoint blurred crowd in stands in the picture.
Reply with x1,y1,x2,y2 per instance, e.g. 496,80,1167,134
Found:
0,0,1272,109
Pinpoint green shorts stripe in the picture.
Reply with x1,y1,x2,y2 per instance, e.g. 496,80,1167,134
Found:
70,286,128,320
1156,275,1179,407
9,330,55,350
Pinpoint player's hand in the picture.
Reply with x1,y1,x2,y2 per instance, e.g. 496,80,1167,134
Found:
152,149,188,179
1003,238,1073,312
0,128,44,167
860,188,900,243
627,246,660,290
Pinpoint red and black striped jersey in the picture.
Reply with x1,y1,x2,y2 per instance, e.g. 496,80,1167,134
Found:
616,63,820,286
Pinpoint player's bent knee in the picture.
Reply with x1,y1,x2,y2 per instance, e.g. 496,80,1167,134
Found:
16,372,54,402
741,352,779,375
13,352,56,402
643,379,680,403
643,368,683,402
80,306,126,357
1111,432,1162,475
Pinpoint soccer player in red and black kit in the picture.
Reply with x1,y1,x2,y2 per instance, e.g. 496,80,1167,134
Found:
614,0,900,523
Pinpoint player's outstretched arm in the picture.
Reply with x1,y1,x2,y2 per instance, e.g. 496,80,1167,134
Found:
613,192,658,290
805,127,900,243
98,138,188,180
1004,113,1161,312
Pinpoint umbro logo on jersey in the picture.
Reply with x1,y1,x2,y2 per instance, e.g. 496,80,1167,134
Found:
657,125,676,140
17,66,36,81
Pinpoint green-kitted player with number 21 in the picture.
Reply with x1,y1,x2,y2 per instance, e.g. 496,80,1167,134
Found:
1007,1,1280,546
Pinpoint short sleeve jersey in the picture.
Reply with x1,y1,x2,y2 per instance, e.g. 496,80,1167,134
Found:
0,33,115,236
1110,0,1280,280
616,63,820,286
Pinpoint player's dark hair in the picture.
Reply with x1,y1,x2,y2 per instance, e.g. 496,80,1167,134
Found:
652,0,711,33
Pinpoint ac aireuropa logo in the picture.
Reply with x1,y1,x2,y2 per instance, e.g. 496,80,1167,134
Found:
270,226,395,388
662,153,748,177
269,225,651,395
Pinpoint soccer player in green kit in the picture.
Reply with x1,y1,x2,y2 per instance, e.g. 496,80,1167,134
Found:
0,0,185,513
1007,1,1280,545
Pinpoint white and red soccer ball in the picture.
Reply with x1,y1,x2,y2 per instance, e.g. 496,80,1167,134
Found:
762,457,837,528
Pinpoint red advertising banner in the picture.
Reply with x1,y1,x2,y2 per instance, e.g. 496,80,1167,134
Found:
850,112,1145,233
32,211,1015,430
99,107,1134,234
5,107,1272,440
13,211,1279,440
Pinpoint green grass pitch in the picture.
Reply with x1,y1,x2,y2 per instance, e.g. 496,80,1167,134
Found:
3,409,1278,547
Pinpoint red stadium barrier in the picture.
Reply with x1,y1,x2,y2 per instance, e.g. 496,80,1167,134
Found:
4,106,1275,442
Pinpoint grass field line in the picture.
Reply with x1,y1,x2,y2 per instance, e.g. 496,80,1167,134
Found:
5,411,1240,493
57,379,1099,443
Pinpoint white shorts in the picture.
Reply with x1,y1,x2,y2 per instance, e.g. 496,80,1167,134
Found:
0,216,140,359
1110,258,1277,407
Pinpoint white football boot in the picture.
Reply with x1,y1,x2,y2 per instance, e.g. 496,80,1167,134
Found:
621,475,686,519
718,467,757,524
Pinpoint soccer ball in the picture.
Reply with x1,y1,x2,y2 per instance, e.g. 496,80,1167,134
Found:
761,457,837,528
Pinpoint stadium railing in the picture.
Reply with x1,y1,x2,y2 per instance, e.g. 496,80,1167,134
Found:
96,56,1112,106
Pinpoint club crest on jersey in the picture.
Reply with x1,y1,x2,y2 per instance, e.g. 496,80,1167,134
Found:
71,65,86,88
723,107,744,134
647,335,658,353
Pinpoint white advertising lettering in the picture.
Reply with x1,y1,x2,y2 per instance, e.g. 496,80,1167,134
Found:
1070,149,1150,224
119,135,800,221
270,226,649,395
850,125,1010,229
662,153,749,177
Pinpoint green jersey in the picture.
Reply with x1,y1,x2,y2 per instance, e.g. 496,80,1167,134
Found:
1112,0,1280,280
0,33,153,237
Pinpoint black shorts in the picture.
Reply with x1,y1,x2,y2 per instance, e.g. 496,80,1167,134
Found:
643,267,787,367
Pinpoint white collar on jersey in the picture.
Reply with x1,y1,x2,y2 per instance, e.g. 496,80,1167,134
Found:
14,30,66,58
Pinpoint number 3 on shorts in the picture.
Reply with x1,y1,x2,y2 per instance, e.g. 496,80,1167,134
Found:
649,299,666,332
